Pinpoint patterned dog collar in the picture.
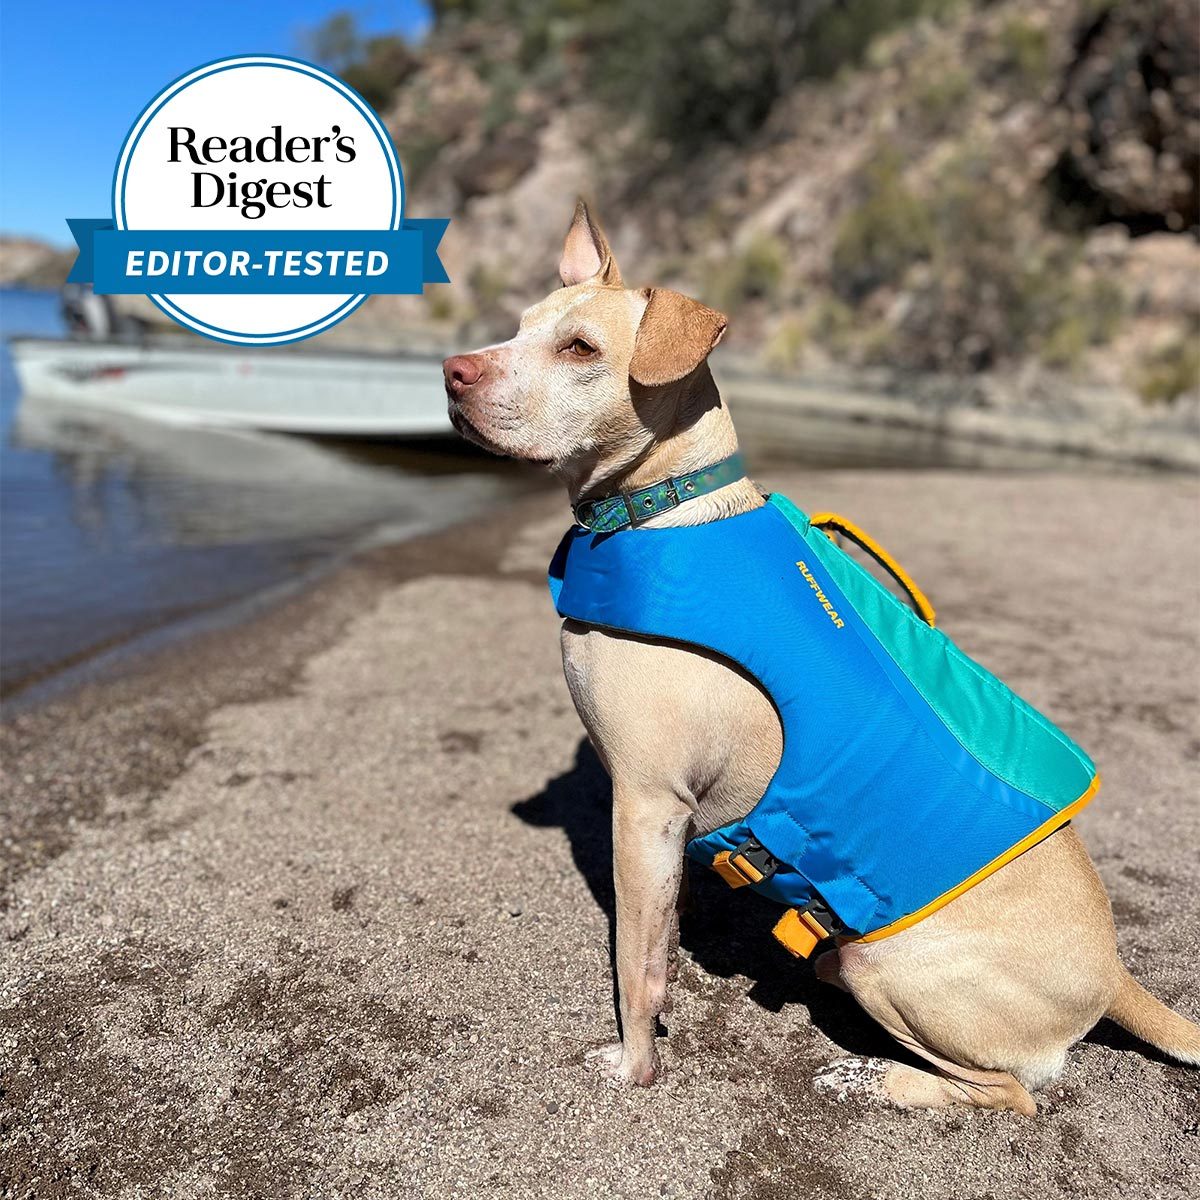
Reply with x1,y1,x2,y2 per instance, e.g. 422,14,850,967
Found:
572,452,746,533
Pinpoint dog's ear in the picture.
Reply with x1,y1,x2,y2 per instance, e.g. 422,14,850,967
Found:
629,289,728,387
559,199,622,287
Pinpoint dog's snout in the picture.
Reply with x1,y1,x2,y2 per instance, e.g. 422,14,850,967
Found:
442,354,484,392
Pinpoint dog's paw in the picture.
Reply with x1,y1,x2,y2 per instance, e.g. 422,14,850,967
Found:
585,1041,658,1088
813,1056,891,1105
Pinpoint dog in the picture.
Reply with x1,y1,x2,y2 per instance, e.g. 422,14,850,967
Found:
444,201,1200,1112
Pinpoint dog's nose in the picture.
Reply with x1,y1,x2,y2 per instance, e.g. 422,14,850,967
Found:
443,354,484,392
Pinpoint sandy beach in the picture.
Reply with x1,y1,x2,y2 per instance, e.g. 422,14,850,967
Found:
2,468,1198,1199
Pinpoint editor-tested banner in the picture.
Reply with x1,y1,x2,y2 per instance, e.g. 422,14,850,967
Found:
67,218,449,295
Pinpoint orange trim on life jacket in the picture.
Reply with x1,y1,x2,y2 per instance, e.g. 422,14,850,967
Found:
852,773,1101,943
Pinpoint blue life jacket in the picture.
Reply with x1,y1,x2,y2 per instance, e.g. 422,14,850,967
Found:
548,493,1098,955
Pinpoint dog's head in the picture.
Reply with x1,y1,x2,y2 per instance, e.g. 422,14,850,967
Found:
443,201,727,476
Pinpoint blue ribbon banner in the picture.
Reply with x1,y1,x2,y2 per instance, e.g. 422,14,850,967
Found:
68,218,449,295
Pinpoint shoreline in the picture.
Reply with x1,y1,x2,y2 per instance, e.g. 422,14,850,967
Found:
0,488,555,896
718,365,1200,474
0,482,548,712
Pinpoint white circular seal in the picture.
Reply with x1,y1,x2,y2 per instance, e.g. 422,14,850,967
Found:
113,55,402,345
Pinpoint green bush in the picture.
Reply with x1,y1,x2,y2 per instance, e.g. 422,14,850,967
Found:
1038,314,1090,369
832,151,936,301
808,296,857,351
1136,331,1200,405
480,63,523,135
708,233,788,310
347,39,418,110
1080,276,1125,344
302,13,416,110
1038,276,1125,368
401,132,445,186
997,17,1052,88
912,66,971,133
468,262,512,313
765,317,808,371
426,288,457,323
858,320,900,365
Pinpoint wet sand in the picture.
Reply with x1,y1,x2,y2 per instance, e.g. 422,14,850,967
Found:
2,470,1198,1199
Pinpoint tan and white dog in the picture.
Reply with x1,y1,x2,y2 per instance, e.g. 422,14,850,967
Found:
444,202,1200,1113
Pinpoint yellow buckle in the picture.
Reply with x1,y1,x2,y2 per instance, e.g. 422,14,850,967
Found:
772,908,830,959
711,849,765,889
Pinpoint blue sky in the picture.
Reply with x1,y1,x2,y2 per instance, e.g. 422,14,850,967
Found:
0,2,430,245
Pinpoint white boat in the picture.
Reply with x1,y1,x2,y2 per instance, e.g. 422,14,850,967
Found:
6,336,454,437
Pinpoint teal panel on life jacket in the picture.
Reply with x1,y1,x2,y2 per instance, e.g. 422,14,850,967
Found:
771,495,1093,813
548,494,1097,939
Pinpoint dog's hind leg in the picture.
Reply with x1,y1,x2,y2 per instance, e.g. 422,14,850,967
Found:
816,1050,1037,1114
814,1001,1039,1115
812,946,1050,1113
817,943,1062,1114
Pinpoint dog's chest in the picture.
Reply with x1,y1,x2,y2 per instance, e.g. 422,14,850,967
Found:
559,619,780,830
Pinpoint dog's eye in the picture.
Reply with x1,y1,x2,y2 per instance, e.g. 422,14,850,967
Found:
565,338,597,358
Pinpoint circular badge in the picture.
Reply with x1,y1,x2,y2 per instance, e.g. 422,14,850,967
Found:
113,55,403,345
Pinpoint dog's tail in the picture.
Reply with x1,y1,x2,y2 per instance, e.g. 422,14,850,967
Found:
1106,968,1200,1065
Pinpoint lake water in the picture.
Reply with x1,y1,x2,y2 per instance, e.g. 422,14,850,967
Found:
0,288,538,698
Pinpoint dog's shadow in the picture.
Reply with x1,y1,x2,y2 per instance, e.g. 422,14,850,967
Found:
512,738,896,1059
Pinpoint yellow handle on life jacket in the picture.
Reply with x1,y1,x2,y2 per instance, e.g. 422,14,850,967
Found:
809,512,937,628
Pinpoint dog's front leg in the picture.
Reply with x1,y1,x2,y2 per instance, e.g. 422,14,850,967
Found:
587,784,690,1087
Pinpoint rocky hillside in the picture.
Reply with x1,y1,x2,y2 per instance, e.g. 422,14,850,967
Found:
0,237,74,290
352,0,1198,404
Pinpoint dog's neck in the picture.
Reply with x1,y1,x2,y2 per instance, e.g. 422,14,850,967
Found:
559,365,765,527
